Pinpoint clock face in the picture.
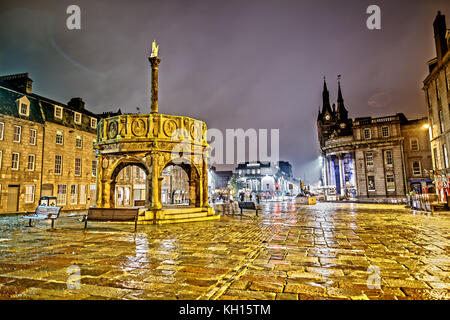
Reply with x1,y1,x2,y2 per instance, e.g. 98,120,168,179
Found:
325,114,330,120
340,123,346,128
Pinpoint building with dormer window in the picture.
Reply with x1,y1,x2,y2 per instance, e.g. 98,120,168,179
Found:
0,73,118,214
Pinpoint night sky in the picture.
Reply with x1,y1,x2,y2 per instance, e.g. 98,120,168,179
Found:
1,0,449,183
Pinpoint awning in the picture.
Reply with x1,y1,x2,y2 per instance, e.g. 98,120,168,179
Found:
407,179,434,183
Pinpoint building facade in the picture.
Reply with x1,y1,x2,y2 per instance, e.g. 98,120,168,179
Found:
235,161,300,197
318,79,432,201
0,73,107,213
423,11,450,202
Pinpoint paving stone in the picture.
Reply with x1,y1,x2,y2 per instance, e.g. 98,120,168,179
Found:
0,202,448,300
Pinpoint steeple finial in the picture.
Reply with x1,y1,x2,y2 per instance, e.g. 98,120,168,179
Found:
337,74,343,102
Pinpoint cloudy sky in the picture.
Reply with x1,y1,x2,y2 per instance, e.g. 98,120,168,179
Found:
1,0,449,183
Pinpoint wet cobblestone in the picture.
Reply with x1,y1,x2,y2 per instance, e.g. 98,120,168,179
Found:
0,202,449,300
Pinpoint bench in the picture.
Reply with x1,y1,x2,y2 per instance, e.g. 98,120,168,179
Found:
22,205,62,229
238,201,260,216
80,208,140,232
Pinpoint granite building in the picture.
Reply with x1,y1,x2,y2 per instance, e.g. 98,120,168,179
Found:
0,73,113,213
318,79,432,201
423,11,450,202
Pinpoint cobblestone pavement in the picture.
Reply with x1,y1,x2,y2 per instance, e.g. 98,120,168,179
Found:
0,202,449,300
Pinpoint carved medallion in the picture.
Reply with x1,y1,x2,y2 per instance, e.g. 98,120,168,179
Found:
190,122,200,140
108,120,118,139
163,119,177,137
131,118,147,136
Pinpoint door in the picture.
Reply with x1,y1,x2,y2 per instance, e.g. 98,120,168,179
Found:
7,185,20,212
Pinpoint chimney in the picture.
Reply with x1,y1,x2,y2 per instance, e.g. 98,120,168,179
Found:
433,11,448,62
0,73,33,94
68,97,85,110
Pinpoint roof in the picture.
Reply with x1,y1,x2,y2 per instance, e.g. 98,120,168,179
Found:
0,85,44,123
0,83,99,134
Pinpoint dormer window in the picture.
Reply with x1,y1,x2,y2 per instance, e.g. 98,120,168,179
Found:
17,96,30,117
74,112,82,125
54,106,63,119
90,117,97,129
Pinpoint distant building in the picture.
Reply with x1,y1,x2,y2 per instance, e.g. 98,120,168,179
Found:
317,78,432,201
235,161,299,197
211,166,233,189
0,73,117,213
423,11,450,202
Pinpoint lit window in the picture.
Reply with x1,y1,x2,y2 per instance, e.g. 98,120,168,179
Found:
55,155,62,175
70,184,78,205
13,125,21,142
19,103,29,116
0,150,2,169
29,129,36,145
443,144,449,168
57,184,67,205
76,136,82,148
90,118,97,129
11,152,20,170
75,158,82,176
367,176,375,191
27,154,35,171
385,150,393,166
366,152,374,167
364,128,371,139
56,130,64,145
386,175,395,191
0,122,4,140
92,160,97,177
25,185,35,203
412,161,421,176
381,126,389,137
74,112,82,125
410,138,419,151
54,106,63,119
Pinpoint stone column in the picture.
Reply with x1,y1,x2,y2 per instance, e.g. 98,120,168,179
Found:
328,157,334,186
149,56,161,114
202,160,209,206
338,154,345,196
150,153,162,209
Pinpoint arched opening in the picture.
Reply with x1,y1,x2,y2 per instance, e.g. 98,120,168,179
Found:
161,164,190,206
110,161,149,208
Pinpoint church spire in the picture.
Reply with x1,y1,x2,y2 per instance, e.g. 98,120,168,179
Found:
320,77,333,118
336,75,348,121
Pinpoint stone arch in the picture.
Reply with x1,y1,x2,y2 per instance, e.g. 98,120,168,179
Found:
160,157,202,207
108,158,151,208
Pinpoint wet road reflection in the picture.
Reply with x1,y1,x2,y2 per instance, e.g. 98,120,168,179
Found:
0,202,449,299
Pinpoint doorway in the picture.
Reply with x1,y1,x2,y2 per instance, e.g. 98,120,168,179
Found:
7,185,20,212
